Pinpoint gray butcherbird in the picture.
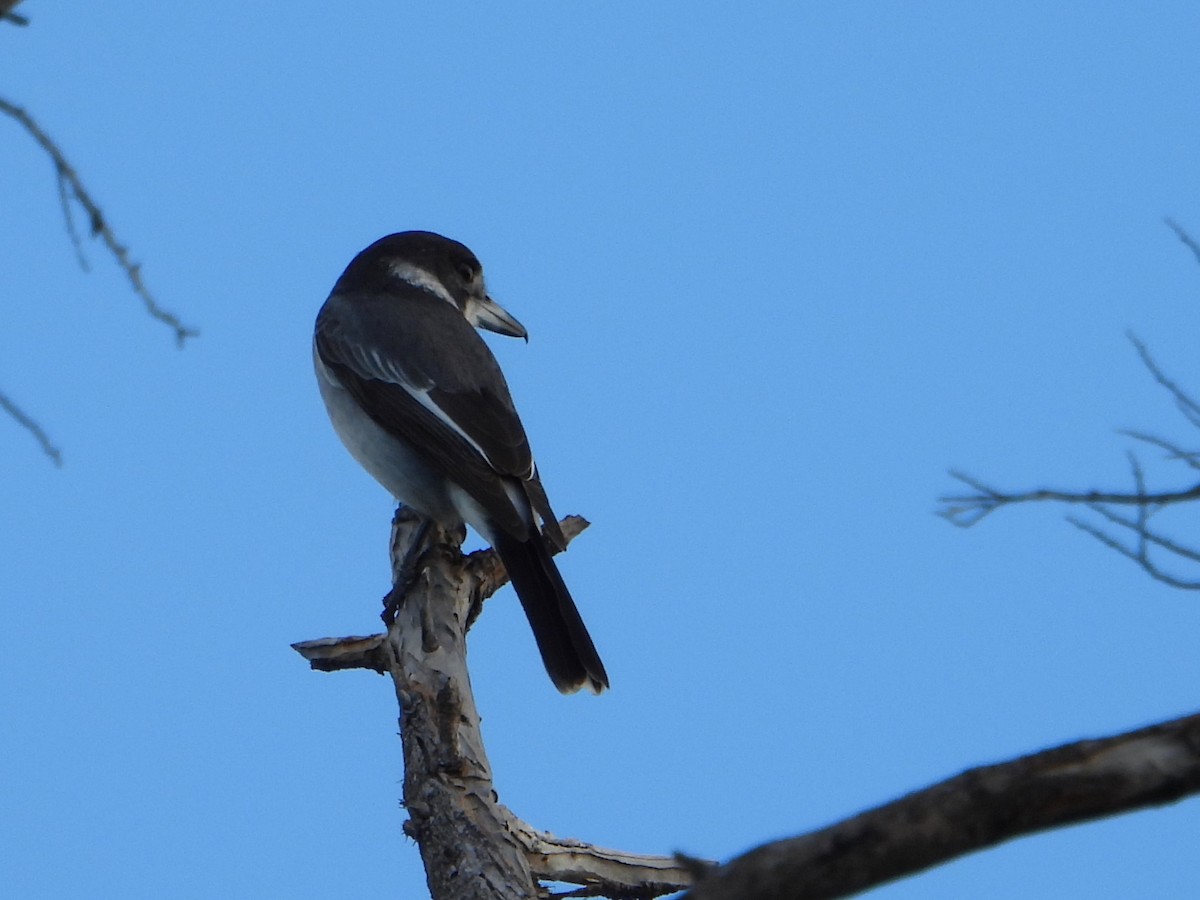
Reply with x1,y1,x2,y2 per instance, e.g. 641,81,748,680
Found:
314,231,608,694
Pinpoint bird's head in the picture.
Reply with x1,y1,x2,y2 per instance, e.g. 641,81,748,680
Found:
341,231,529,341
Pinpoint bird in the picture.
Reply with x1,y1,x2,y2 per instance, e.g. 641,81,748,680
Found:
313,230,608,694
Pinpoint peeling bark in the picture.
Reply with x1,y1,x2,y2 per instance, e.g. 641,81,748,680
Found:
294,508,698,900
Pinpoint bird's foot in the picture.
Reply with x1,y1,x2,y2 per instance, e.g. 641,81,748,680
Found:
382,517,433,625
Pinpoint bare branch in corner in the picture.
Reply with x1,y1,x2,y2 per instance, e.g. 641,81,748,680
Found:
0,97,198,345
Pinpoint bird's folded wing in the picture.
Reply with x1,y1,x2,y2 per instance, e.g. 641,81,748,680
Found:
316,298,537,538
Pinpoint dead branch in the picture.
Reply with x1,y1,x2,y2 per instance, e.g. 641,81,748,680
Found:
1067,500,1200,590
685,710,1200,900
294,509,700,900
0,97,197,345
940,303,1200,585
2,93,199,463
290,634,387,672
937,467,1200,528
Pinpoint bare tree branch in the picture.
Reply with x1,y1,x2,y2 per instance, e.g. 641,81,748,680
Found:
0,389,61,466
940,309,1200,585
1081,501,1200,566
2,92,200,463
0,97,197,345
294,509,701,900
937,468,1200,528
291,516,595,676
300,514,1200,899
1067,498,1200,590
1057,452,1200,588
684,711,1200,900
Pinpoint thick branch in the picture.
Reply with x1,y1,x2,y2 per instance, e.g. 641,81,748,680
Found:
292,515,594,671
0,97,197,345
384,511,537,900
685,711,1200,900
294,510,697,900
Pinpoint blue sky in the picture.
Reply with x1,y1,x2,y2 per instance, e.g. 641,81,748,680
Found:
4,3,1200,897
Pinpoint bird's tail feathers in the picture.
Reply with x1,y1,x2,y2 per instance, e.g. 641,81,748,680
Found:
493,531,609,694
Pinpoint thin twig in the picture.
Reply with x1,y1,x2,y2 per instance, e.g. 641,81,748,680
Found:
943,224,1200,589
0,96,197,345
1068,513,1200,590
55,168,89,271
938,468,1200,528
1118,429,1200,471
1130,451,1151,556
1165,217,1200,268
1127,331,1200,428
1086,502,1200,565
0,389,62,466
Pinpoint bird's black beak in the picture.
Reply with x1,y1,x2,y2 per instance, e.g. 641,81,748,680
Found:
471,294,529,342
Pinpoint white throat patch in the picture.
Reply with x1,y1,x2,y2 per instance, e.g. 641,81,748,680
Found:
388,261,456,307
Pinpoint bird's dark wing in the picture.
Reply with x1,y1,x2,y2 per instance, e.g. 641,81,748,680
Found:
315,288,552,539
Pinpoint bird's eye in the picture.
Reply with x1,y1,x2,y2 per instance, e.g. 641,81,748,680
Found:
458,264,475,284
